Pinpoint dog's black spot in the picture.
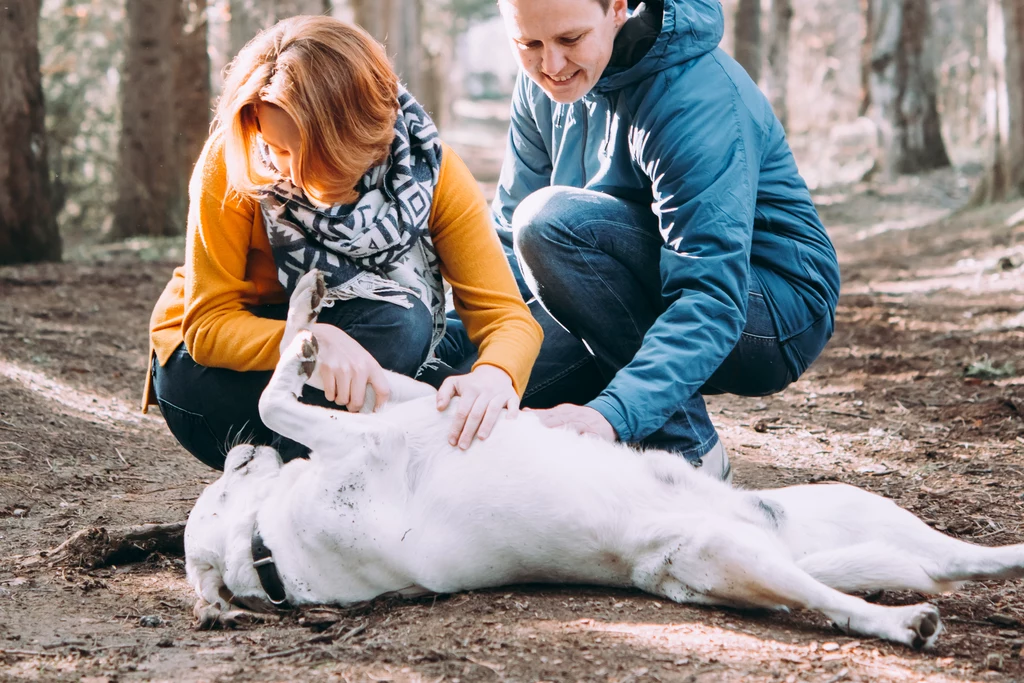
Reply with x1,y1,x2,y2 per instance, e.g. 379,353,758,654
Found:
298,336,319,377
309,273,325,315
756,498,785,530
654,469,677,486
232,449,256,472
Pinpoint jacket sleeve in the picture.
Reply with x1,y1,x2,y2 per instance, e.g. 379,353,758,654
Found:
586,60,763,443
491,72,554,299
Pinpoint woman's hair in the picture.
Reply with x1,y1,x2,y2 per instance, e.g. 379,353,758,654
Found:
214,15,398,205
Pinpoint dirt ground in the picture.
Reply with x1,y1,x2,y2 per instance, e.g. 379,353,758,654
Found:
1,168,1023,683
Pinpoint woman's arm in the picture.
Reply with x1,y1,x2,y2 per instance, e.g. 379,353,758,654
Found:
180,135,287,371
429,143,544,398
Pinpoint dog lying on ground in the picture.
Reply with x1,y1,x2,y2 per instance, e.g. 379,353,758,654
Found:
184,270,1024,649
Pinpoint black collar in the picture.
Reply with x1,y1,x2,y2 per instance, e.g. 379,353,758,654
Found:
251,522,290,608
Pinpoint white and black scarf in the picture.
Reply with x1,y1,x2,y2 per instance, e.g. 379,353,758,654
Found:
260,87,446,355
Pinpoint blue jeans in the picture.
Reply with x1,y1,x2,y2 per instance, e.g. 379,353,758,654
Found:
442,187,793,462
152,296,433,470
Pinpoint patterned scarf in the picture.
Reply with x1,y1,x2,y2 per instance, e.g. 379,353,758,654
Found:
259,87,446,356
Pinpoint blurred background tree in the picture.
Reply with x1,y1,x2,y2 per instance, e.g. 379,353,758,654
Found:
1,0,62,265
2,0,1023,262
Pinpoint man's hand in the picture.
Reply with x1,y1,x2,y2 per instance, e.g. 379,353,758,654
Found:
310,323,391,413
437,364,519,449
527,404,618,442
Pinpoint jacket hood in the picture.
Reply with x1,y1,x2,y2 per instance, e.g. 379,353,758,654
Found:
594,0,724,93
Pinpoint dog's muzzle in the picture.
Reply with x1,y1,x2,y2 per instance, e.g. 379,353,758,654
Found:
251,522,291,608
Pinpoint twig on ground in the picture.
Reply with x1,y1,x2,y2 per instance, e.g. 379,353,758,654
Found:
252,645,312,661
45,521,186,568
819,409,871,420
0,648,61,658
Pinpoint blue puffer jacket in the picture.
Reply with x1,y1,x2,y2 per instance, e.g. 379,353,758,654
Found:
492,0,840,443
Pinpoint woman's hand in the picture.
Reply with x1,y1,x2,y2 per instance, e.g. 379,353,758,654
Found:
310,323,391,412
526,404,618,442
437,364,519,449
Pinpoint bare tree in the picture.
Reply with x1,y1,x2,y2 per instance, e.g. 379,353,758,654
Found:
973,0,1024,204
733,0,763,83
176,0,213,183
766,0,793,129
864,0,951,176
113,0,183,238
0,0,62,264
353,0,425,97
229,0,326,57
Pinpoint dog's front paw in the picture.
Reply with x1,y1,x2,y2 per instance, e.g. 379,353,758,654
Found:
193,598,280,630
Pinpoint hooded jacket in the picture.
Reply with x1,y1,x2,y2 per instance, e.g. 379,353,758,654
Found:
492,0,841,443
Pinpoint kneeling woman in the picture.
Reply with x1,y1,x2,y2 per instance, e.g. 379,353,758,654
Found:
143,16,542,470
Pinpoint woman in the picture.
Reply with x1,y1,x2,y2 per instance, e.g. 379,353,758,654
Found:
143,15,542,470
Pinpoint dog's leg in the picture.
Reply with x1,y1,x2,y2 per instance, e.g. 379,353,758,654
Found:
280,269,327,354
278,269,435,407
633,521,942,648
765,484,1024,593
259,331,404,455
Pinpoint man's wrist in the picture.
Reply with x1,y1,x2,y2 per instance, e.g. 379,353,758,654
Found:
585,397,625,442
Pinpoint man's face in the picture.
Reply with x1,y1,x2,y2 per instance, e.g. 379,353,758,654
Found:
500,0,628,104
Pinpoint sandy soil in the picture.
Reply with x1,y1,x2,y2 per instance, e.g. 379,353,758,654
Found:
1,168,1023,682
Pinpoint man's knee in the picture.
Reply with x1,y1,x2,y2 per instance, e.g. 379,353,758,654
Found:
511,186,588,265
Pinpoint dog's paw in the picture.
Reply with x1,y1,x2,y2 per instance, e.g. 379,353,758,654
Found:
292,269,327,323
297,331,319,380
878,603,942,650
193,599,280,630
905,603,942,650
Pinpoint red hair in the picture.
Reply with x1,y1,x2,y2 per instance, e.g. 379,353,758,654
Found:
214,15,398,205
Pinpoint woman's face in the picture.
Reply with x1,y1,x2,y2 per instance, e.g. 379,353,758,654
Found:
255,101,302,186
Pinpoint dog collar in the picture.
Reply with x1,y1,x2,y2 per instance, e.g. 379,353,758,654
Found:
251,522,290,608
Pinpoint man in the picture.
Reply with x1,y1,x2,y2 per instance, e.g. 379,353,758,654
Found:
444,0,840,481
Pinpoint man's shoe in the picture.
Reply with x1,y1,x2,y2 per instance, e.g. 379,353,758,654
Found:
693,440,732,484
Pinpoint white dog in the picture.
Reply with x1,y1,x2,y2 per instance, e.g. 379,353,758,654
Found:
185,270,1024,649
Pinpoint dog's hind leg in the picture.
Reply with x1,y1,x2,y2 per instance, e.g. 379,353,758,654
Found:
632,520,943,648
259,331,404,456
766,484,1024,594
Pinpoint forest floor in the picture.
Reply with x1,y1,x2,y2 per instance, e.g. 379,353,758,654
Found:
1,166,1023,683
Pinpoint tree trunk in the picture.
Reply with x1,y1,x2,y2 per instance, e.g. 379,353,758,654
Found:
113,0,184,238
354,0,424,98
229,0,325,57
733,0,762,83
229,0,273,58
973,0,1024,204
176,0,213,183
865,0,951,176
766,0,793,130
0,0,62,265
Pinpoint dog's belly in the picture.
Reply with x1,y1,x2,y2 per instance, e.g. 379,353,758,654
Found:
393,417,693,593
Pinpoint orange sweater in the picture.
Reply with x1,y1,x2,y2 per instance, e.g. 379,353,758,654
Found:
143,134,542,410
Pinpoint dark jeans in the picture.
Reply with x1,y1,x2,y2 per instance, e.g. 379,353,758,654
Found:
152,296,433,470
471,186,793,461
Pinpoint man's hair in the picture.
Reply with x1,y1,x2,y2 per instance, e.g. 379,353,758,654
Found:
214,15,398,205
499,0,613,12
